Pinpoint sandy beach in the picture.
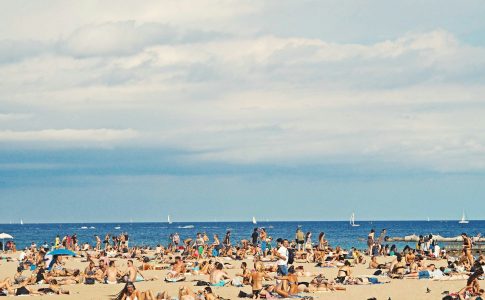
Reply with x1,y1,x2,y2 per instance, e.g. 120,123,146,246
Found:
0,251,472,300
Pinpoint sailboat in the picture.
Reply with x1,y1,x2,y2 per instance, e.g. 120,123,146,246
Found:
168,215,172,225
20,219,24,225
427,217,430,222
252,216,257,225
459,210,469,224
350,213,360,227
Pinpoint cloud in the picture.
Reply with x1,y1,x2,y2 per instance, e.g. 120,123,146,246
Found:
1,17,485,173
0,113,33,121
0,129,138,143
61,21,227,58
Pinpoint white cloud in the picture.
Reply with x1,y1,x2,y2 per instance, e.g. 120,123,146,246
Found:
0,129,138,142
0,3,484,174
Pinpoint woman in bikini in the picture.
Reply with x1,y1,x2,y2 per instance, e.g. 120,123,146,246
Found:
250,262,272,299
114,282,155,300
274,265,300,298
462,233,475,266
336,260,352,284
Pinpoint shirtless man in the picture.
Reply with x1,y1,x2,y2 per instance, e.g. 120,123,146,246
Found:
126,260,145,282
104,260,121,284
209,262,231,287
166,256,186,280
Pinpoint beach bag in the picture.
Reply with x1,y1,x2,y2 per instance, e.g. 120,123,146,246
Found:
196,280,210,286
287,248,295,265
85,278,95,285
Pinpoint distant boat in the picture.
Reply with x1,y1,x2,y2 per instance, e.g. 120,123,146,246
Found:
168,215,172,225
459,210,469,224
114,226,121,230
20,219,23,225
427,217,430,222
252,216,257,225
350,213,360,227
81,226,88,229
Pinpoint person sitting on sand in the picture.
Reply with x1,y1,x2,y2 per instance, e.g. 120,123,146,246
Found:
249,262,272,299
274,265,300,298
104,260,122,284
165,256,186,281
389,255,407,278
114,281,155,300
351,248,366,264
209,262,231,287
235,261,251,285
178,286,196,300
368,256,388,269
336,260,352,284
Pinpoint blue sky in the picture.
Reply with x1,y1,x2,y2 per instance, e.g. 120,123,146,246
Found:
1,1,485,222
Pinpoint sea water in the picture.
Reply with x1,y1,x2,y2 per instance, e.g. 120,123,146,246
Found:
1,221,483,251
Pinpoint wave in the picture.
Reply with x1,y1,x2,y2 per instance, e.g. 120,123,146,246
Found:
81,226,88,229
177,225,194,229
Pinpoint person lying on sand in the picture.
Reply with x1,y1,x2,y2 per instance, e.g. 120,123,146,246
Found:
114,282,154,300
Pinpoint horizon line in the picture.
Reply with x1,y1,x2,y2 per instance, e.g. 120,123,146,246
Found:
1,219,483,225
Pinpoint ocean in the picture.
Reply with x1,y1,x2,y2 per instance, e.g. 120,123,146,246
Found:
1,221,484,251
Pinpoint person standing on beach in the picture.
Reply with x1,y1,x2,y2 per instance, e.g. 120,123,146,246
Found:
95,235,101,251
377,229,386,255
295,228,304,251
252,228,259,248
367,229,375,255
223,231,231,250
55,235,60,249
462,233,475,266
273,238,288,276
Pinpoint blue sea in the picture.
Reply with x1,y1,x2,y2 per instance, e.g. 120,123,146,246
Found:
1,221,484,251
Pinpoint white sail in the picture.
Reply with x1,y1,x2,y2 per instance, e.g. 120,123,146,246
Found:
350,213,360,227
168,215,172,224
459,210,469,224
20,219,23,225
252,216,257,224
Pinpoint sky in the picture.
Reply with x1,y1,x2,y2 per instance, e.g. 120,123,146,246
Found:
1,1,485,223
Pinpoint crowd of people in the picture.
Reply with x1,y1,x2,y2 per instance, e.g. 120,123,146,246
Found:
0,227,483,299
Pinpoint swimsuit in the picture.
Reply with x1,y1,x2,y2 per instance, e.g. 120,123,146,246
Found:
252,289,262,297
212,280,226,287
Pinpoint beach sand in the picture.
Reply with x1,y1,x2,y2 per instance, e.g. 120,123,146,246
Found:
0,253,467,299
